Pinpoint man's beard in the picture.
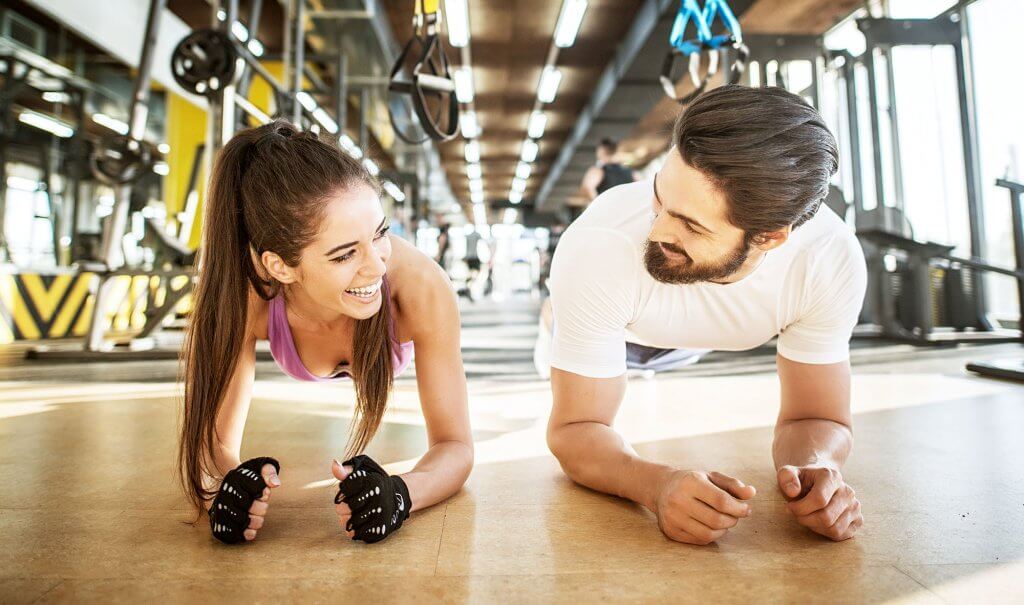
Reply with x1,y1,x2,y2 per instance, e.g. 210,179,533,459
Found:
643,239,750,285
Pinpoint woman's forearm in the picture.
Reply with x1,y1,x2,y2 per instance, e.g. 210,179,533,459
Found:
400,440,474,512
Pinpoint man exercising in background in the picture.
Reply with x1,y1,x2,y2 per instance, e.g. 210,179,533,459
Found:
570,138,637,221
545,86,867,545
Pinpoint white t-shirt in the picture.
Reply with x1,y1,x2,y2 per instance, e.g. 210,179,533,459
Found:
548,179,867,378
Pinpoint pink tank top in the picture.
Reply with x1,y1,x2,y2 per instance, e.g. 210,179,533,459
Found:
267,278,413,382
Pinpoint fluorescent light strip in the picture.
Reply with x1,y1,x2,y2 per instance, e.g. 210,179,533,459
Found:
339,134,363,159
464,140,480,163
538,66,562,103
296,91,317,112
453,66,474,103
312,108,339,134
7,176,39,191
467,163,482,180
92,113,129,135
469,178,483,194
508,190,523,204
158,143,170,154
153,162,170,176
248,39,265,57
521,139,539,163
516,162,532,180
554,0,589,48
472,202,486,222
444,0,470,48
460,110,480,138
231,21,249,42
19,110,74,138
503,208,518,224
382,180,406,202
511,178,527,193
42,91,71,104
471,191,484,204
362,158,380,176
527,111,547,139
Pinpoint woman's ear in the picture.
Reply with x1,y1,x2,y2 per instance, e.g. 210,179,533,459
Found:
261,250,298,284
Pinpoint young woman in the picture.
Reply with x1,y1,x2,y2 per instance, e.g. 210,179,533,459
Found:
178,120,472,545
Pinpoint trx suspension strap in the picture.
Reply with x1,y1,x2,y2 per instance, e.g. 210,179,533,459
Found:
388,0,460,143
660,0,749,105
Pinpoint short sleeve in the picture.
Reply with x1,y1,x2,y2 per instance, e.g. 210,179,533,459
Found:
776,232,867,365
548,226,638,378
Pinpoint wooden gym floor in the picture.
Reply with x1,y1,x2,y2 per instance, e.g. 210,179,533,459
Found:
1,300,1023,604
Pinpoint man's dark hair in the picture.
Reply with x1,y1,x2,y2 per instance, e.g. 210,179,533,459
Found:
598,138,618,154
673,85,838,239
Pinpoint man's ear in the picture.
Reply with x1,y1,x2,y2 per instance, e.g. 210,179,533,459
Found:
750,226,791,251
261,250,298,284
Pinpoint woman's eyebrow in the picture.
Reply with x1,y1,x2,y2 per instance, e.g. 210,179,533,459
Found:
324,217,387,256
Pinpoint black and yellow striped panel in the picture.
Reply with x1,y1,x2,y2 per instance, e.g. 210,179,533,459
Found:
0,273,96,343
0,272,194,344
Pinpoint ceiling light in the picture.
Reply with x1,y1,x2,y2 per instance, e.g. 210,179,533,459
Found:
516,162,532,180
7,176,39,191
527,111,547,139
464,140,480,163
445,0,470,48
554,0,589,48
511,178,527,193
382,180,406,202
469,178,483,194
339,134,363,159
472,201,486,222
231,21,249,42
19,110,74,138
453,66,474,103
508,190,522,204
296,91,317,112
460,110,480,138
362,158,380,176
42,91,71,104
521,139,539,163
153,162,170,176
467,163,482,180
158,143,170,154
312,108,339,134
247,39,265,57
92,113,129,135
471,191,484,205
538,66,562,103
503,208,518,224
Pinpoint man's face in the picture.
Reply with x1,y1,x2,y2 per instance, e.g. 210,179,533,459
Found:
644,151,749,285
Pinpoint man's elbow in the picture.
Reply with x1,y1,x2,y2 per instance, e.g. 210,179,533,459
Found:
546,423,582,479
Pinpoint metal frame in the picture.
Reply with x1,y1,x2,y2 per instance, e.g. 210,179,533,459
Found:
856,14,990,331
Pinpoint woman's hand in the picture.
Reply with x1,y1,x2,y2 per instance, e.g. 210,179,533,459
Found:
332,456,411,543
208,457,281,544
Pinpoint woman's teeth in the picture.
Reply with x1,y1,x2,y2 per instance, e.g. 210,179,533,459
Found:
345,279,382,298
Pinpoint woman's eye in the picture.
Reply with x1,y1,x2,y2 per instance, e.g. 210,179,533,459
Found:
374,226,391,240
331,251,356,263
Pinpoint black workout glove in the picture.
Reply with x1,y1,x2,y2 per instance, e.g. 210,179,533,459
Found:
334,455,411,544
208,456,279,544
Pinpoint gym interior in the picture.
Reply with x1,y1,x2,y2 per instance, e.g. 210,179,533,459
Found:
1,0,1022,603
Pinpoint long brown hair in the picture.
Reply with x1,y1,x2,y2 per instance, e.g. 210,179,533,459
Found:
178,120,394,513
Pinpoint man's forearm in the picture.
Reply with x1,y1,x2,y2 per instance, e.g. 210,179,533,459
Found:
772,418,853,471
549,421,672,511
